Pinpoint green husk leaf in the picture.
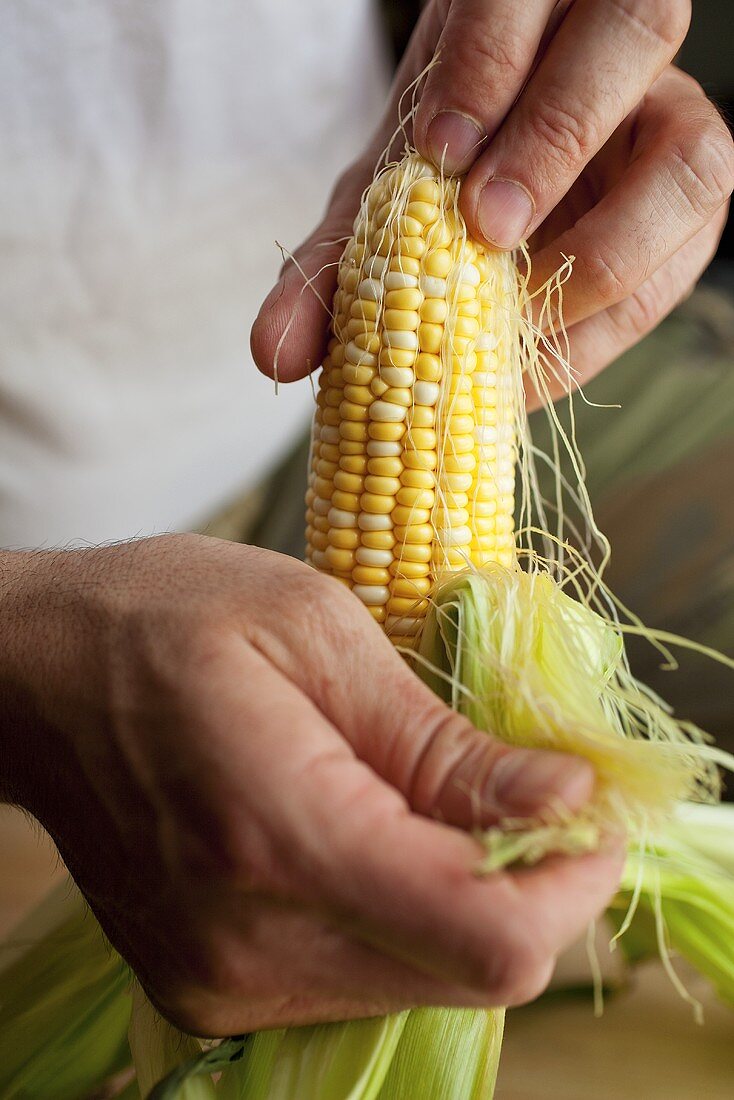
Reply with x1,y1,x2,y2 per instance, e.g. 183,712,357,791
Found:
0,883,132,1099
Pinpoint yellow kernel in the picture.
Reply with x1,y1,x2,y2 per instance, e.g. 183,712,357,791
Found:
364,475,401,496
399,236,426,259
339,455,368,475
331,489,360,512
420,299,448,324
444,452,476,473
451,351,477,374
449,394,474,415
408,179,440,204
313,477,333,499
325,388,342,408
390,576,432,598
355,332,382,353
415,352,442,382
346,318,377,339
434,507,470,526
383,387,413,407
440,414,474,435
424,221,453,249
379,346,416,369
473,518,497,537
388,596,430,616
316,459,338,478
360,493,395,515
398,215,424,237
328,528,360,550
424,248,452,278
418,322,443,354
471,500,497,517
396,486,435,509
389,559,431,579
400,468,435,489
313,515,330,533
340,421,369,442
368,421,405,442
393,522,433,544
326,368,344,388
350,299,378,321
370,377,389,398
367,457,403,477
367,604,388,624
342,363,375,386
404,427,437,450
408,201,440,226
405,406,435,429
389,254,421,277
320,443,341,463
339,400,369,423
402,448,438,471
446,434,474,454
310,531,328,551
394,542,432,563
454,315,479,338
384,308,419,332
325,546,355,571
433,548,470,567
353,565,391,586
343,384,373,406
361,530,396,550
385,288,423,311
459,299,481,318
392,505,431,526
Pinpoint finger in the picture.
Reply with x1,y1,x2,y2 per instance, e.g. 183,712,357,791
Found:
527,213,725,408
188,642,621,1006
461,0,692,249
528,68,734,335
414,0,558,175
244,560,595,825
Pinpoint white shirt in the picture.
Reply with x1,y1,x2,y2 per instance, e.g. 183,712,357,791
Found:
0,0,388,547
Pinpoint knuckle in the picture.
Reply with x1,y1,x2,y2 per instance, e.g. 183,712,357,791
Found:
610,0,691,52
526,95,598,175
622,280,665,337
668,121,734,221
407,706,485,814
468,923,553,1005
584,246,633,307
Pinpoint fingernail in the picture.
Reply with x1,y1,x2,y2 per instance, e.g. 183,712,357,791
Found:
492,751,594,817
477,178,534,249
425,111,486,175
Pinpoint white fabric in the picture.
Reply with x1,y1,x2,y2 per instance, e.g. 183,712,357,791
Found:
0,0,388,547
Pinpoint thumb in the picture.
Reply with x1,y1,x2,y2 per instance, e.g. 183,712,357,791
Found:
250,158,374,383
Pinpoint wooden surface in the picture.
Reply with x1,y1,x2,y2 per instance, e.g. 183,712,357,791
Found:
1,805,732,1098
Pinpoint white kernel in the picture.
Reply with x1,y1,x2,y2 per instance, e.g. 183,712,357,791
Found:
355,547,394,567
311,549,328,568
358,278,383,301
365,255,388,279
358,512,393,531
498,475,515,493
475,333,499,351
435,525,472,546
458,262,481,287
328,507,359,529
353,584,390,606
384,271,419,291
414,381,440,406
384,329,419,351
366,439,403,457
312,496,330,516
473,371,498,389
320,426,340,444
474,425,498,444
419,275,447,298
379,366,414,387
385,615,422,636
371,400,408,423
345,340,377,368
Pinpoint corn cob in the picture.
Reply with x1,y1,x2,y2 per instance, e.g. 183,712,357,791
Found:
305,154,521,647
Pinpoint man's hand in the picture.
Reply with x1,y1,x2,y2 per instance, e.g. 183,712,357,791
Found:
1,535,620,1035
251,0,733,402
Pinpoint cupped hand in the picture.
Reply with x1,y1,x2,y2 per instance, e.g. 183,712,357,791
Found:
251,0,733,402
1,535,620,1035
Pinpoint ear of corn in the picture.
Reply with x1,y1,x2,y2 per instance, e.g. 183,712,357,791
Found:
305,157,521,646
